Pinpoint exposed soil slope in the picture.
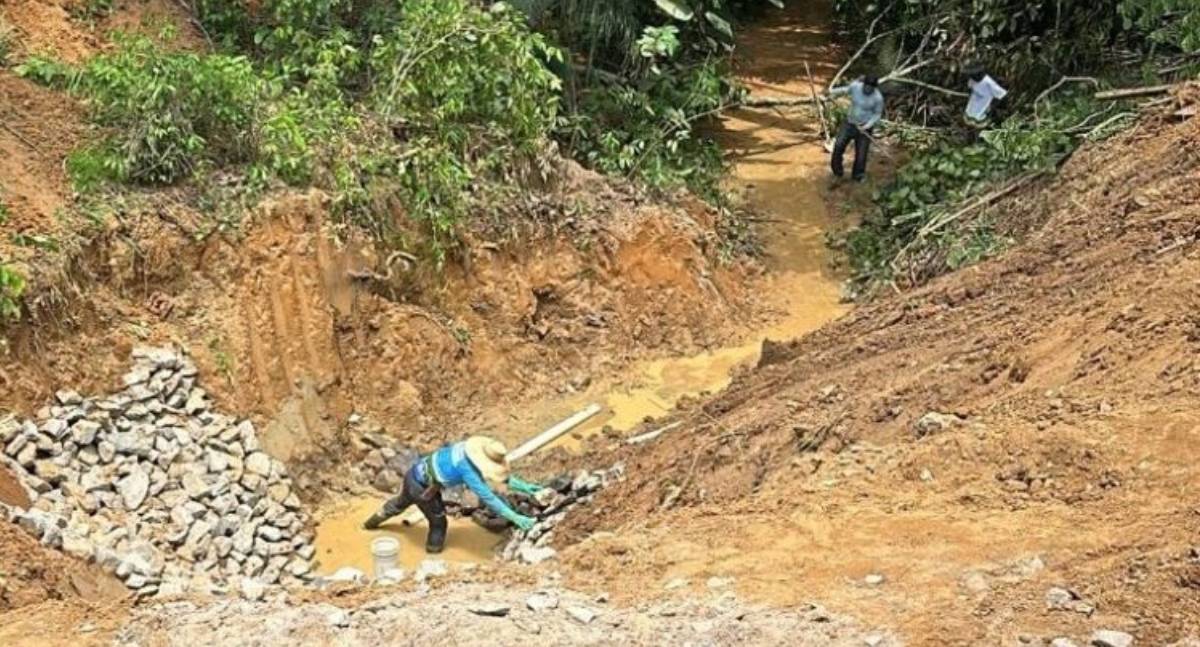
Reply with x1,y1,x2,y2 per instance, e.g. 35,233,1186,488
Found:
561,97,1200,645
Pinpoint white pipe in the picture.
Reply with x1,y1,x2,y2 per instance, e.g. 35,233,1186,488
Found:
507,403,603,463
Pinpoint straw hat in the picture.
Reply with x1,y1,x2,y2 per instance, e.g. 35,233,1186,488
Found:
464,435,510,484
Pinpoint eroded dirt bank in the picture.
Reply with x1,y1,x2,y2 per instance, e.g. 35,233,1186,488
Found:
558,85,1200,644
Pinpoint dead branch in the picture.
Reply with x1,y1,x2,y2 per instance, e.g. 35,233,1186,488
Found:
827,1,899,91
916,171,1044,239
346,250,415,282
883,75,967,97
1095,84,1177,101
805,60,831,144
740,95,809,107
0,121,41,153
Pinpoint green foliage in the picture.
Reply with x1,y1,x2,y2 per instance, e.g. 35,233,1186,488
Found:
0,263,25,323
844,94,1101,292
194,0,255,50
15,56,77,87
22,33,264,186
81,34,261,184
561,56,731,199
71,0,115,24
1120,0,1200,52
368,0,560,157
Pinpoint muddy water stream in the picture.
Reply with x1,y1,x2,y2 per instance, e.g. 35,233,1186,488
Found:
535,1,846,450
313,2,843,573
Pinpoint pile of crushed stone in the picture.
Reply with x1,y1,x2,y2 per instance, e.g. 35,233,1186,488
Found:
0,347,315,597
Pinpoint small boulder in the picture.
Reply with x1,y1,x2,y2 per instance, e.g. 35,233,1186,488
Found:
566,606,597,625
1091,630,1134,647
525,592,559,612
240,578,267,601
118,469,151,510
913,412,963,437
469,602,511,617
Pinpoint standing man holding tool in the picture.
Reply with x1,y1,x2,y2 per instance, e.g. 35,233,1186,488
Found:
827,74,884,182
363,436,536,553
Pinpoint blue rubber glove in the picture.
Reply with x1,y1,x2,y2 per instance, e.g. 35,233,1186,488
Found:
507,475,544,496
506,512,536,531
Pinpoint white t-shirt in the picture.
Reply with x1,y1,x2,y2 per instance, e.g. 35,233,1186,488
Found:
965,75,1007,120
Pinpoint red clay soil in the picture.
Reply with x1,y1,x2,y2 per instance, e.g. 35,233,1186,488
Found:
0,519,127,647
558,96,1200,644
0,465,30,509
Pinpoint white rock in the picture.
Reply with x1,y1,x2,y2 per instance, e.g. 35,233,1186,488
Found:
240,577,267,601
328,567,366,584
518,545,557,565
566,606,597,624
245,452,272,477
864,573,886,586
118,469,151,510
182,473,211,499
70,420,101,445
525,592,559,612
415,559,448,582
326,609,351,628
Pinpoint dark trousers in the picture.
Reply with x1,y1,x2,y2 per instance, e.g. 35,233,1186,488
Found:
379,464,448,550
831,121,871,180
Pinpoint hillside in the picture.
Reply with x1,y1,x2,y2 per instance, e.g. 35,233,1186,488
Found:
563,91,1200,644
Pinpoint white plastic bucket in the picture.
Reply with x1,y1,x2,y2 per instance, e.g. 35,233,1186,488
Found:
370,537,400,579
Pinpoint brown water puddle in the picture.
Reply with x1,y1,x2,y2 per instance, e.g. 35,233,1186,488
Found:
312,498,502,575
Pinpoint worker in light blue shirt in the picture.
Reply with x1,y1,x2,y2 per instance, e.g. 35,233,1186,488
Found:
364,436,536,553
828,74,884,182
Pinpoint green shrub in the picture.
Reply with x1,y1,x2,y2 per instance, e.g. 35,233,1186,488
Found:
0,263,25,323
559,57,730,199
352,0,561,257
78,33,263,184
20,33,265,186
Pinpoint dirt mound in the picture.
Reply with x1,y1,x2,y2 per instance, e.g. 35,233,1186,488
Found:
0,516,125,611
561,100,1200,643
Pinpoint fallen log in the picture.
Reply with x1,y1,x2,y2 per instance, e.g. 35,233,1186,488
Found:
1094,84,1176,101
740,95,809,108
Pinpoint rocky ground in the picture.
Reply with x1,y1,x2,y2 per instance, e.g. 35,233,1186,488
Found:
117,579,894,647
551,94,1200,644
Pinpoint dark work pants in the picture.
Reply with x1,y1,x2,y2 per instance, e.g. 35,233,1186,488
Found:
379,464,448,550
831,121,871,180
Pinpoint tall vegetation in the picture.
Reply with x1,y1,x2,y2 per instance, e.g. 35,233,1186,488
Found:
14,0,782,261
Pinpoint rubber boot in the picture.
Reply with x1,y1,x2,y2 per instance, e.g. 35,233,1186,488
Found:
363,512,389,530
425,513,448,553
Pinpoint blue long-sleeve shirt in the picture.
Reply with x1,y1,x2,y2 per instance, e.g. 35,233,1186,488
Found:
417,442,520,520
830,80,884,130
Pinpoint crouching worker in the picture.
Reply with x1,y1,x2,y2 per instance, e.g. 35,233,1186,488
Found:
363,436,536,553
